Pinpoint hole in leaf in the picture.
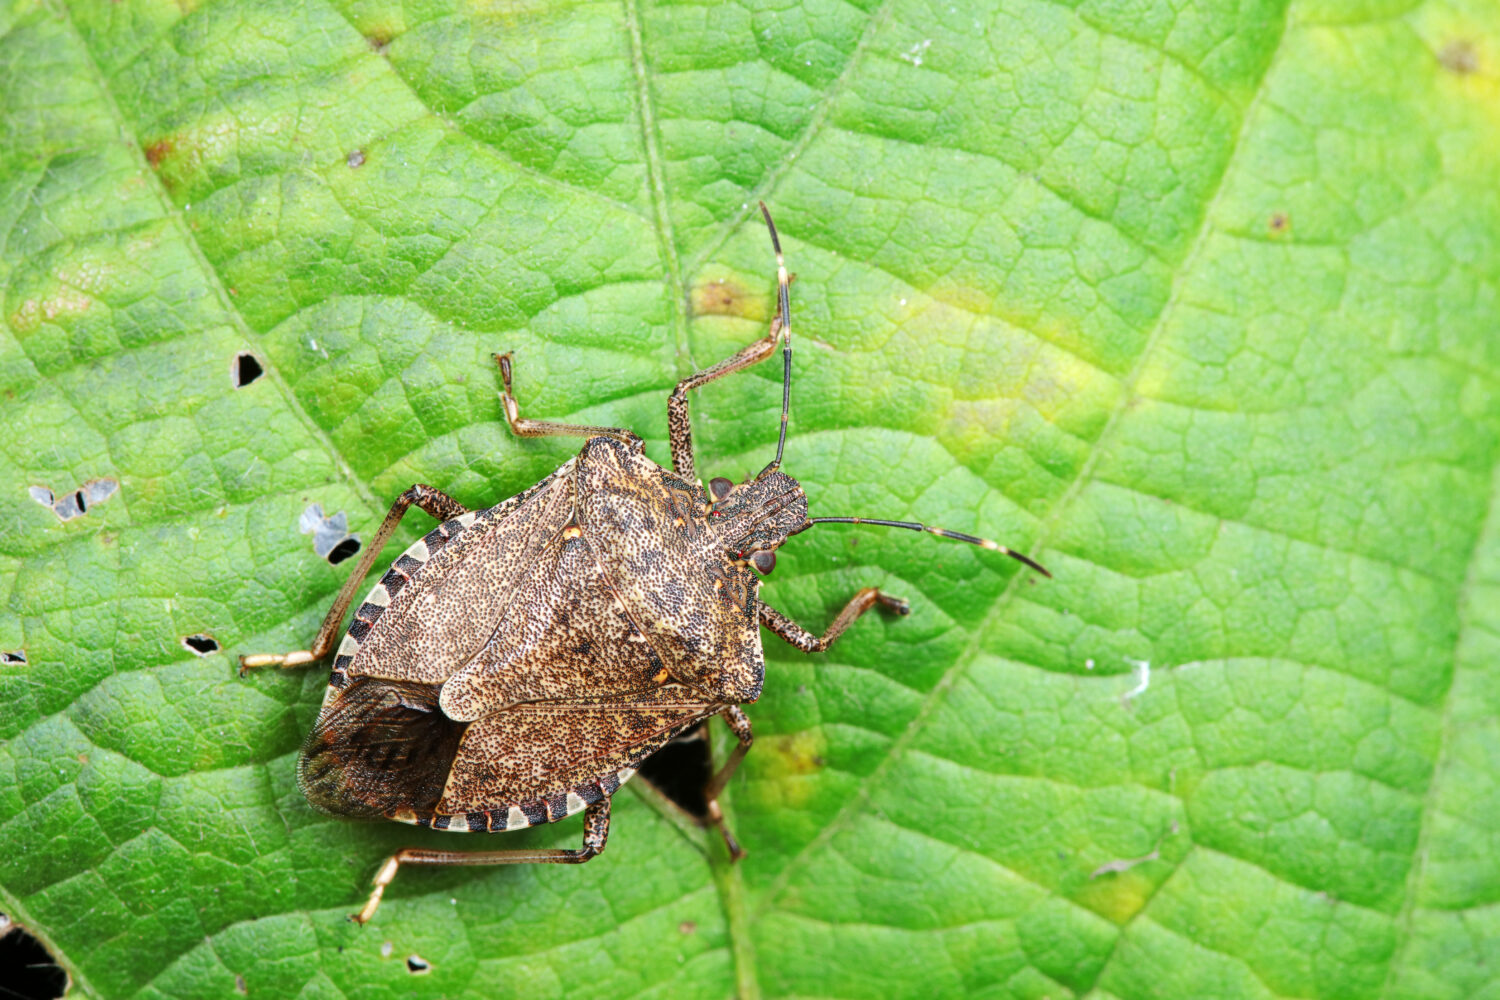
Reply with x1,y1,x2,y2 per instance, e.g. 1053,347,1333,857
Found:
637,724,712,822
28,479,118,522
299,503,361,564
0,913,68,1000
406,954,430,974
327,537,361,565
233,352,263,387
234,973,247,995
182,634,219,656
1,650,25,664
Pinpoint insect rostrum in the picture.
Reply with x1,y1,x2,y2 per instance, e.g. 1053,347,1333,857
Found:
239,204,1049,924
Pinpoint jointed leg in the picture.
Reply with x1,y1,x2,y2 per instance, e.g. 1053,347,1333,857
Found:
239,484,468,673
759,588,911,654
355,797,611,924
703,706,753,861
496,353,644,452
667,313,784,481
704,706,753,802
636,723,749,861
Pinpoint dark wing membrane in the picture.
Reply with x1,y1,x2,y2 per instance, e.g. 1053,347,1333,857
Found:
437,688,714,815
298,677,467,819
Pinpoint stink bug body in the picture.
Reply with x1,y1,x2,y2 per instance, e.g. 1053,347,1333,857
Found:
240,205,1049,923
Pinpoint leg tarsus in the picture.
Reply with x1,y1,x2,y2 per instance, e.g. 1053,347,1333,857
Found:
495,352,645,452
238,484,468,674
759,588,910,654
352,797,612,924
237,649,319,676
706,798,747,862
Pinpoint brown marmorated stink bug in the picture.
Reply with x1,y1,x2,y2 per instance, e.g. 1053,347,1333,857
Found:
239,205,1049,924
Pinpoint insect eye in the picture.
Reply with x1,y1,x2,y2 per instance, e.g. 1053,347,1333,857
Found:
750,550,776,575
709,477,734,501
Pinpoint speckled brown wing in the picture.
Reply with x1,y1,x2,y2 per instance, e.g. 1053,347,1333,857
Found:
434,501,675,721
437,438,737,720
434,687,717,826
349,460,578,687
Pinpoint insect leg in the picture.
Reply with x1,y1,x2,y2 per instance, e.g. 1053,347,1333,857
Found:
495,353,645,452
238,484,468,673
758,588,911,653
699,704,750,815
353,797,611,924
666,314,783,481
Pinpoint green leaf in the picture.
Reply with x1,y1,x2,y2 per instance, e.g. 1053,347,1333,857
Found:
3,0,1498,996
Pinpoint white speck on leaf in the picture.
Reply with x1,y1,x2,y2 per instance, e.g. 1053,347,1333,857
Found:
900,39,933,67
1121,658,1150,703
1090,848,1160,878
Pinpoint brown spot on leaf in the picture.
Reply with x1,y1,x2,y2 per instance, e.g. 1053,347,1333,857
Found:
678,920,697,935
1439,40,1479,75
347,149,366,168
691,277,751,318
144,139,174,168
1269,212,1289,235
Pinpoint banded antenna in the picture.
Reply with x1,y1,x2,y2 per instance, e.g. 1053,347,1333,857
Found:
803,516,1051,577
757,201,793,479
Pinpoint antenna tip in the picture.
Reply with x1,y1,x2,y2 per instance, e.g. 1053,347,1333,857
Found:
1002,548,1052,578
